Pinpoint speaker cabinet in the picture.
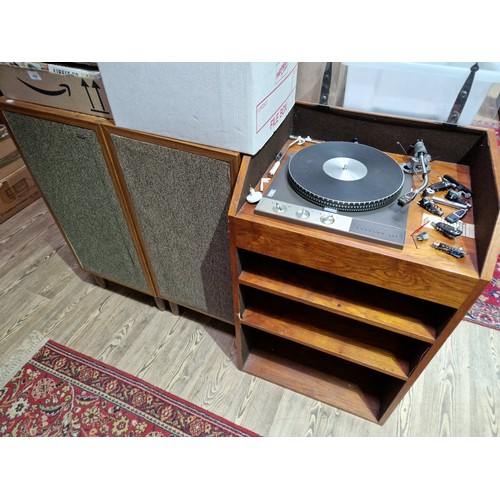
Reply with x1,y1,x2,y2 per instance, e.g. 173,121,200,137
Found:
0,100,152,294
103,125,240,323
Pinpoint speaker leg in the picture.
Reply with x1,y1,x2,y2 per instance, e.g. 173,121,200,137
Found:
153,297,180,315
154,297,167,311
169,301,181,315
94,275,108,288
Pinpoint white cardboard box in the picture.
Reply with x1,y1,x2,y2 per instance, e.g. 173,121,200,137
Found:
342,62,500,125
98,62,298,155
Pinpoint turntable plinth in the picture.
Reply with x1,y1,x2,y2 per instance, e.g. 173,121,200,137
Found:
228,103,500,424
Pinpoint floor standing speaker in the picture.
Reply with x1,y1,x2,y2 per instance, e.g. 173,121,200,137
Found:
0,100,153,294
102,125,240,323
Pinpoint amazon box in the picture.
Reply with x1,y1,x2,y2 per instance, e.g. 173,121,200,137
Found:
0,126,40,223
0,63,112,118
98,62,298,155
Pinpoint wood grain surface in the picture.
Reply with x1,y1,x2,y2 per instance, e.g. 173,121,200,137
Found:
1,198,499,436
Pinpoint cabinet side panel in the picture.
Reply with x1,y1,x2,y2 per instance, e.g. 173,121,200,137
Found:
4,112,149,292
110,134,234,322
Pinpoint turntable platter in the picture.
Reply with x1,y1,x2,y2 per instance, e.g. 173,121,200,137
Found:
288,142,405,212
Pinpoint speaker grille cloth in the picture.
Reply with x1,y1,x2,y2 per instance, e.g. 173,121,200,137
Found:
111,134,233,322
4,112,148,292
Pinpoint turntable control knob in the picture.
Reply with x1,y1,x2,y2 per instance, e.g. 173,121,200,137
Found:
320,214,335,225
296,208,310,219
272,202,286,213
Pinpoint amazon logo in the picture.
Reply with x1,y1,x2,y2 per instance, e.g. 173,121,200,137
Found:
16,77,109,114
17,78,71,96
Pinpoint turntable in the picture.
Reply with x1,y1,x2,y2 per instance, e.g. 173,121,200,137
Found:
254,140,412,248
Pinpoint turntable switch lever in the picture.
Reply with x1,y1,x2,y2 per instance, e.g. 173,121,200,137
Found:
269,160,281,177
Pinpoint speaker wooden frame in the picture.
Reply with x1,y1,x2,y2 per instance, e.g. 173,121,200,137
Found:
101,123,241,321
0,97,156,295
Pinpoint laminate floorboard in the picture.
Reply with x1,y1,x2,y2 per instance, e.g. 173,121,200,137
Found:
1,198,500,437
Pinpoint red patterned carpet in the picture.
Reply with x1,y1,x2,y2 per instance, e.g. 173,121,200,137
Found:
465,253,500,331
0,340,258,437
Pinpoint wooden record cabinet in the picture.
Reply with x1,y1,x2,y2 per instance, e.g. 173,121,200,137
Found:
229,102,500,424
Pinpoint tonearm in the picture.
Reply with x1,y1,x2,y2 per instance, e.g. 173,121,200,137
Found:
397,139,431,207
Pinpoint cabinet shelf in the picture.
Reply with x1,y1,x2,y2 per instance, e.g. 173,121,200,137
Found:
241,327,404,423
238,251,452,343
240,288,430,380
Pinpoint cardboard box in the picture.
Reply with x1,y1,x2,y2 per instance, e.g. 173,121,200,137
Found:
98,62,298,155
0,63,112,118
0,127,41,223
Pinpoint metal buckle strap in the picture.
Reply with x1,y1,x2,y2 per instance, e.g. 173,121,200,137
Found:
447,62,479,123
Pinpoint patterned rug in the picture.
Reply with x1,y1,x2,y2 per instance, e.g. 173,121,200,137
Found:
0,340,258,437
465,253,500,331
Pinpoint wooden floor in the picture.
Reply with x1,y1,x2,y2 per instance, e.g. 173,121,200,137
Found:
1,197,500,437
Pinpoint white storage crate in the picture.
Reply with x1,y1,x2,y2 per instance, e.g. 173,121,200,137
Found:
342,62,500,124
